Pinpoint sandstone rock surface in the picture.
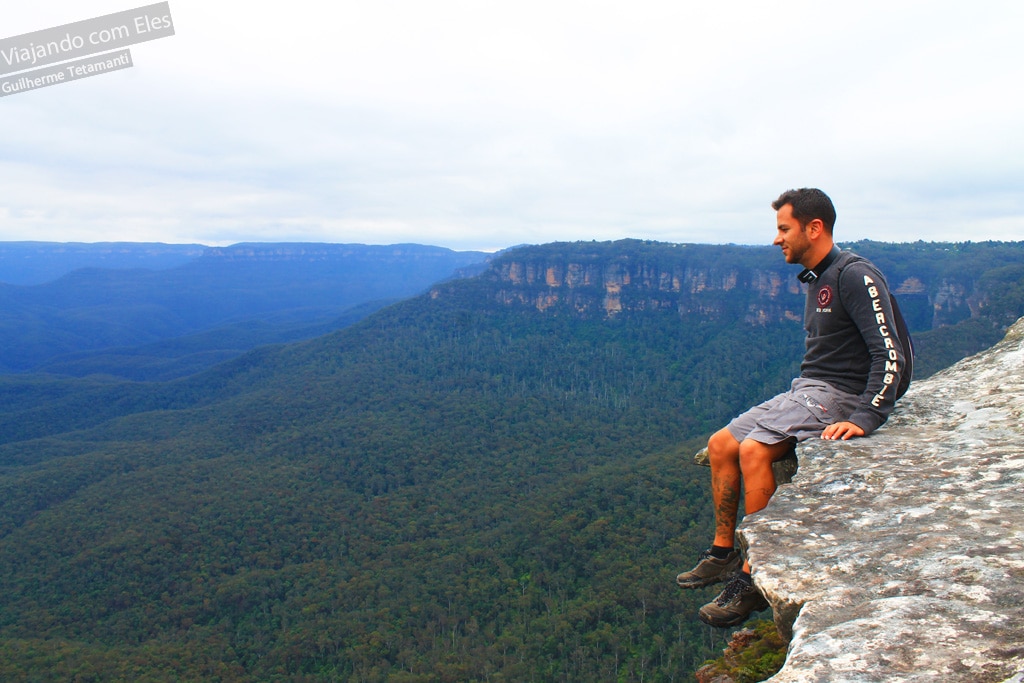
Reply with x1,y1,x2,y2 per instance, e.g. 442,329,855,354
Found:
740,317,1024,683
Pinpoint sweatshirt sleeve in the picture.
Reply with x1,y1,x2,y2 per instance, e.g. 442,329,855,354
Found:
838,262,907,434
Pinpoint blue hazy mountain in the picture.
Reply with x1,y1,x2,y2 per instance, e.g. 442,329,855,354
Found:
0,242,489,379
0,242,206,286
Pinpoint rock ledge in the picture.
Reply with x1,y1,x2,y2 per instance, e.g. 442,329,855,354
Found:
740,317,1024,683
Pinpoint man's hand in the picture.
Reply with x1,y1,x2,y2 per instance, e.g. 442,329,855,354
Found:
822,421,865,440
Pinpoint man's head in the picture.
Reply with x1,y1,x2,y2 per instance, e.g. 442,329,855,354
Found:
771,188,836,234
771,188,836,267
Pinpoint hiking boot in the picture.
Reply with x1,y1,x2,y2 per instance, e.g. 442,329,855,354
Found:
675,549,741,588
698,574,770,628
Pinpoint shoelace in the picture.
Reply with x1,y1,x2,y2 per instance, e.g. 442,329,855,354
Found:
716,576,749,606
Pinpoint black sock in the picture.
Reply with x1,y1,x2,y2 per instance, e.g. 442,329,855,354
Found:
709,545,734,559
736,570,752,585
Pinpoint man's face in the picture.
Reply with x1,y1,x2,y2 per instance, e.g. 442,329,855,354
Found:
773,203,812,265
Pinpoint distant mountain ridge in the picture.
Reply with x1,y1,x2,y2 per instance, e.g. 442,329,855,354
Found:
0,242,206,286
0,242,490,378
3,239,1022,380
472,240,996,323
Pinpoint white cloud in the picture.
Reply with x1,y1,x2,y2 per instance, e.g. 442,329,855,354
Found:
1,0,1022,251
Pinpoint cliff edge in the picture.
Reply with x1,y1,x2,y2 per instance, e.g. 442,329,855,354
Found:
740,317,1024,682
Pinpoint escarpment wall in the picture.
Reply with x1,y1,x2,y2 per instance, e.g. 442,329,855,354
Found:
474,242,989,333
740,317,1024,682
489,250,804,320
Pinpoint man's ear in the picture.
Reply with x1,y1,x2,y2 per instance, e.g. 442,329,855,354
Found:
806,218,825,239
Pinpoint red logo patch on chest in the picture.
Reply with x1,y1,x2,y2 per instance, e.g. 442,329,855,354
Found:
816,285,834,308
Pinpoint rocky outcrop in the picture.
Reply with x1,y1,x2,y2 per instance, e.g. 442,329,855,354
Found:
487,243,805,322
481,241,1005,332
739,317,1024,682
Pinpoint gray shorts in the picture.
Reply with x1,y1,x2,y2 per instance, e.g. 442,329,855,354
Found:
726,377,861,445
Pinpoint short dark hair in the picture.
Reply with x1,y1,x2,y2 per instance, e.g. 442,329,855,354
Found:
772,188,836,234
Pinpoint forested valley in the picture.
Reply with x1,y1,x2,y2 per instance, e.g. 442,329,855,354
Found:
1,239,1023,681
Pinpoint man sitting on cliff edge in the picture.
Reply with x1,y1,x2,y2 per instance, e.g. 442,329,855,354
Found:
677,188,910,628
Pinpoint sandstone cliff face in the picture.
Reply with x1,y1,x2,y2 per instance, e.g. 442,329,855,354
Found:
482,244,980,330
489,250,804,321
740,317,1024,682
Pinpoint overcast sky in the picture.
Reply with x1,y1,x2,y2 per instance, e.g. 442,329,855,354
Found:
1,1,1021,252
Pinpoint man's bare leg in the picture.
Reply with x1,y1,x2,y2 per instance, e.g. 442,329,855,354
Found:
707,427,743,548
678,432,794,587
676,428,743,588
696,437,791,625
735,437,794,572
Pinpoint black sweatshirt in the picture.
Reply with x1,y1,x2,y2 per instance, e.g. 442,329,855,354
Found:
800,248,907,434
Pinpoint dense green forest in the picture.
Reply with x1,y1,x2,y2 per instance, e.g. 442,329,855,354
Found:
1,239,1023,681
0,308,800,680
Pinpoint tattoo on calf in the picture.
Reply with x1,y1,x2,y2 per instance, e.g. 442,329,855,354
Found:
715,482,740,536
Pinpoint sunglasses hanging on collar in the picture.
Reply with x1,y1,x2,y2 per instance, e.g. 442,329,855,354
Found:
797,247,841,284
